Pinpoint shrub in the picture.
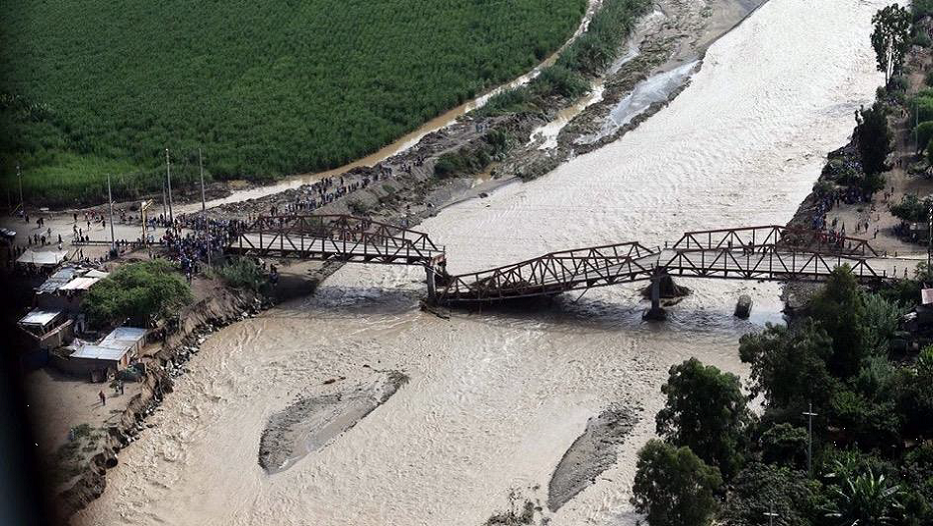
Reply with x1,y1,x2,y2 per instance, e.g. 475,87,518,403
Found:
83,260,192,328
760,423,809,469
631,440,721,526
890,193,933,222
914,0,933,21
828,389,901,450
530,65,589,99
720,463,823,526
215,257,266,292
916,122,933,153
914,31,933,49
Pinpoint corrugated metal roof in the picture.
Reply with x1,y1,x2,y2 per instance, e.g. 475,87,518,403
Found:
37,268,77,294
19,309,62,327
59,277,100,291
70,345,128,361
100,327,146,347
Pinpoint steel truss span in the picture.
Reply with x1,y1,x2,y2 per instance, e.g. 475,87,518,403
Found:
226,217,921,306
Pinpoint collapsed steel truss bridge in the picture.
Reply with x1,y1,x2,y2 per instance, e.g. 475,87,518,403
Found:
227,216,922,311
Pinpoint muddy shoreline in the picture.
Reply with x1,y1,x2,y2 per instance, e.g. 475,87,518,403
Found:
56,286,266,521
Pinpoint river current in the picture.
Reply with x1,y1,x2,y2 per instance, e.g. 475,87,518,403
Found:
77,0,888,524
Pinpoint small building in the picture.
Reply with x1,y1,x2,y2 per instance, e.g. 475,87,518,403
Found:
35,266,108,312
17,308,74,350
64,326,147,378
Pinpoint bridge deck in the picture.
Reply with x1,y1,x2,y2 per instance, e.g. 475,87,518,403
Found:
223,216,925,306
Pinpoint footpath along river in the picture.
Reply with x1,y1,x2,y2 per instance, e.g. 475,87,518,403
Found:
77,0,889,524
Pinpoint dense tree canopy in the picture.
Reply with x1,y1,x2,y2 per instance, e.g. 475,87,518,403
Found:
656,358,751,478
631,440,722,526
739,321,838,410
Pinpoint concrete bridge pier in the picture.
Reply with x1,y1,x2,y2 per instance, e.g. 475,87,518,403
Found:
425,265,438,304
643,270,668,321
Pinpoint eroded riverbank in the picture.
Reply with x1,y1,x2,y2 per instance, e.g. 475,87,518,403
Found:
75,1,888,525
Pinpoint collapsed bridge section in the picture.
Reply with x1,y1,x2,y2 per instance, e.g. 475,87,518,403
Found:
227,216,919,316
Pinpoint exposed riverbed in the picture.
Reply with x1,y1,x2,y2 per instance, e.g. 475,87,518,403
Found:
76,0,887,525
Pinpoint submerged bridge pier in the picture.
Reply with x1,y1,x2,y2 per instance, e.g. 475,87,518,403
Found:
226,216,922,318
644,269,668,321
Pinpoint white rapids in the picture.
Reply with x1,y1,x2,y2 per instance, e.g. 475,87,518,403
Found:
76,1,888,525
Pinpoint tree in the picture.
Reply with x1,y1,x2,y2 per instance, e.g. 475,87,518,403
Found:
809,266,870,378
760,423,809,469
860,294,901,356
854,104,892,177
83,260,192,329
915,121,933,153
871,4,911,85
656,358,751,478
720,462,823,526
631,440,721,526
739,321,838,409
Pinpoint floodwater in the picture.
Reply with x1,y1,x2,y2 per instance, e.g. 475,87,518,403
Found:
76,0,887,525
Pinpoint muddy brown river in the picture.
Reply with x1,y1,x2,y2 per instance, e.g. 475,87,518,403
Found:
77,0,888,524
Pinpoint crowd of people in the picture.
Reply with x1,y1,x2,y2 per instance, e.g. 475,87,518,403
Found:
162,214,247,281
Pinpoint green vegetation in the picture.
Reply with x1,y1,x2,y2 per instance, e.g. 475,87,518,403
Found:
83,260,192,329
890,193,933,222
871,4,911,85
0,0,588,205
478,0,650,117
434,130,511,179
215,257,267,292
630,439,722,526
632,264,933,525
656,358,751,479
50,424,104,485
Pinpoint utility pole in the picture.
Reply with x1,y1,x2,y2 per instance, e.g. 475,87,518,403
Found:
803,402,818,477
165,148,174,226
763,500,779,526
199,148,210,266
926,204,933,270
17,164,24,219
140,200,153,258
107,173,116,251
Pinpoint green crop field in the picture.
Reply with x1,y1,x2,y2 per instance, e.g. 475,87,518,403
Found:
0,0,586,206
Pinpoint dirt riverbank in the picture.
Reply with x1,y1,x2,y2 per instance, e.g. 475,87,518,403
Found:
53,283,266,522
781,35,933,312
